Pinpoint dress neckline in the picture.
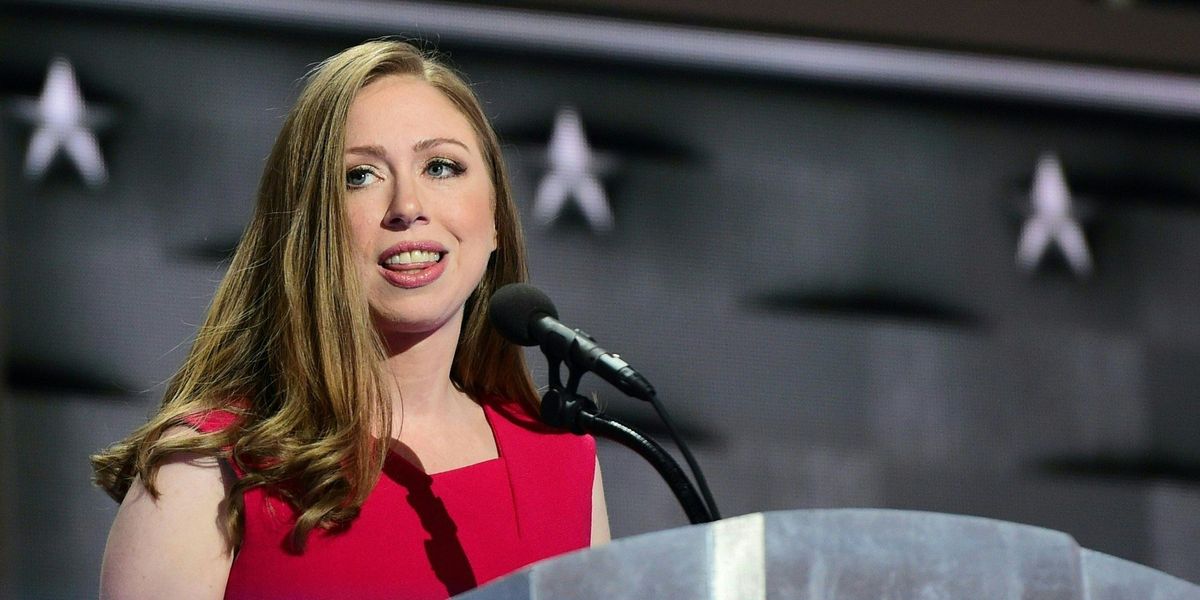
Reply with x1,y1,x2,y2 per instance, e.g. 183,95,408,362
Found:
384,402,503,477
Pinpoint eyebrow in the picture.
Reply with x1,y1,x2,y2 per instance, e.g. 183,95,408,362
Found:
345,138,471,158
345,144,388,158
412,137,470,153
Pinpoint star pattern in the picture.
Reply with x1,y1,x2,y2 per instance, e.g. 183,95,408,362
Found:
533,107,614,232
1015,152,1093,278
14,57,109,187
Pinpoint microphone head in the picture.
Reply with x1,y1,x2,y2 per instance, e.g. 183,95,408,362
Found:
488,283,559,346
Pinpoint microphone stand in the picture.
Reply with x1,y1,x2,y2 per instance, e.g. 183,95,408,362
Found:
539,354,715,525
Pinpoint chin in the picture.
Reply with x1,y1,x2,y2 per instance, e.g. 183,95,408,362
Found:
370,304,463,338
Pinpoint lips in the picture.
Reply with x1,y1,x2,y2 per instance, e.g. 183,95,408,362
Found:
377,241,447,289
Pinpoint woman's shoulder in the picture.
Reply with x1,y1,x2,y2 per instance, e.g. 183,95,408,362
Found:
101,434,235,599
484,395,596,457
485,395,564,436
482,395,596,552
484,395,542,427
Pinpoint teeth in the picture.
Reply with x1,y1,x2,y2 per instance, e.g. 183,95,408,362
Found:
384,250,441,265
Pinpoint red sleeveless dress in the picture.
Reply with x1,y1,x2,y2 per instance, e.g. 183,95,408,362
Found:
192,398,595,600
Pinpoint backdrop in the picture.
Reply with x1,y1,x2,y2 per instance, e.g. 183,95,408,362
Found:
2,2,1198,597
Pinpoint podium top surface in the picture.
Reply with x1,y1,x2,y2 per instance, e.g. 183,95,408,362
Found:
458,509,1200,600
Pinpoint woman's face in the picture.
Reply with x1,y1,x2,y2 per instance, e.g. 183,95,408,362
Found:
342,75,497,338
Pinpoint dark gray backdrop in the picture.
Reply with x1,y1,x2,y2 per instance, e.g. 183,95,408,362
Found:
2,3,1198,598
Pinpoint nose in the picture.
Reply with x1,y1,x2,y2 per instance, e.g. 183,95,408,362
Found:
382,177,428,230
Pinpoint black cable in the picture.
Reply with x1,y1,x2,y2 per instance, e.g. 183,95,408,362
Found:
647,393,721,520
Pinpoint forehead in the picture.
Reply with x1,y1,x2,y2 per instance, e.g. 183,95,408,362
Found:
344,75,476,147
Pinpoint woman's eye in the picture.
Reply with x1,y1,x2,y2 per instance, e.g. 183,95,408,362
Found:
425,159,464,179
346,166,379,188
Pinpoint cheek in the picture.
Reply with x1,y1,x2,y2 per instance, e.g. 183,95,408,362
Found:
345,206,376,256
461,186,498,251
456,208,496,253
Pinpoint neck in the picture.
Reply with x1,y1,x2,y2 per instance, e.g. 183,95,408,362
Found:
377,311,469,424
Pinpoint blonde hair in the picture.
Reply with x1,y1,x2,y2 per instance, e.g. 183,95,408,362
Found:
91,40,537,551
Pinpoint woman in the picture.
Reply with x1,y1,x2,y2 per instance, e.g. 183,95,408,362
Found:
92,40,609,599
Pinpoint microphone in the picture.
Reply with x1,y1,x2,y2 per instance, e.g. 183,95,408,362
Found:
489,283,656,401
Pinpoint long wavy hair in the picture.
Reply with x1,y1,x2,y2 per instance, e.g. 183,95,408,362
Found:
91,40,537,551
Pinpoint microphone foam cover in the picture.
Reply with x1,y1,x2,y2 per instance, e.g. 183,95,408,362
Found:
488,283,559,347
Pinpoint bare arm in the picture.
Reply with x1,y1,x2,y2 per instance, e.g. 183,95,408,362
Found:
590,457,610,546
99,430,234,600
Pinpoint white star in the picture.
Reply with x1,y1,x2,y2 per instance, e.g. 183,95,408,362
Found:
14,57,109,188
1015,152,1093,277
533,107,614,232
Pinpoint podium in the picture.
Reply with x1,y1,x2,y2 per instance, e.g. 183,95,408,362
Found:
457,509,1199,599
